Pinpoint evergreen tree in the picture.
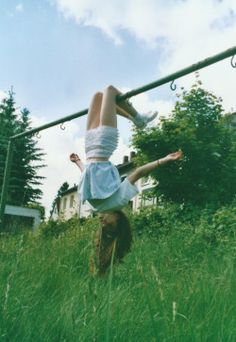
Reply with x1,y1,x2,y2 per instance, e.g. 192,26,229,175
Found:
0,90,45,206
0,90,17,172
132,79,236,206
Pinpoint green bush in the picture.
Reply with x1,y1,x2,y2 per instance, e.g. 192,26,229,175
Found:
132,201,236,244
38,216,82,238
38,215,99,239
196,200,236,244
131,202,195,237
39,219,70,238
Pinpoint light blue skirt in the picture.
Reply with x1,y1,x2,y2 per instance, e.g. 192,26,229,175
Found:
78,161,121,203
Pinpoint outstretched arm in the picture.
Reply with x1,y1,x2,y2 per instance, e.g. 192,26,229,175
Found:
70,153,85,172
128,151,183,184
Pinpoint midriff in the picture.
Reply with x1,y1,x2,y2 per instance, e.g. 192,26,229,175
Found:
86,157,109,162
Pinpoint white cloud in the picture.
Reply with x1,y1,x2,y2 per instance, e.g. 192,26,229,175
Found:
53,0,236,48
53,0,236,111
15,3,24,12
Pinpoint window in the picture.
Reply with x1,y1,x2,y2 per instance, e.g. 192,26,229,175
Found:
141,176,150,186
142,197,155,207
63,197,67,210
70,195,74,208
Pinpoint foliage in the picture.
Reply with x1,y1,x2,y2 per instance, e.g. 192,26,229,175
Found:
0,90,45,206
39,216,77,238
132,78,236,206
39,215,98,238
131,200,236,246
39,219,75,238
196,199,236,245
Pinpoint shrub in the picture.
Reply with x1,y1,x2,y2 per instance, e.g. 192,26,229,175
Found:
131,200,236,244
38,217,80,238
131,203,183,237
197,200,236,244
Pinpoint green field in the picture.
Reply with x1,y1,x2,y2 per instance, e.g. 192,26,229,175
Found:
0,205,235,342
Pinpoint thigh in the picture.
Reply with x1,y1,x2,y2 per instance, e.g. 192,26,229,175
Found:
100,86,118,128
87,92,103,130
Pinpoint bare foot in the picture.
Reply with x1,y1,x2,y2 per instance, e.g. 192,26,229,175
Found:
70,153,81,163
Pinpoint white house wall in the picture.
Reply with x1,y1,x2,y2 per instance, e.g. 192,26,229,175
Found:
57,192,93,220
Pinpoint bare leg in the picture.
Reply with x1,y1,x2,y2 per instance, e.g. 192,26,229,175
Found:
116,95,139,119
99,86,118,127
128,151,183,184
100,85,144,126
100,85,157,128
87,92,103,130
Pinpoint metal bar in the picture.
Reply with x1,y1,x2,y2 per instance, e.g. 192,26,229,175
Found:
118,46,236,100
0,139,14,227
10,46,236,140
11,109,88,140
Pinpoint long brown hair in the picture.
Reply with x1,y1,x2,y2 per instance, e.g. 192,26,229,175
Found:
94,210,132,275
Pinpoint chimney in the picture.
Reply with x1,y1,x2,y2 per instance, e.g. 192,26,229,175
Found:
130,151,136,160
123,155,129,163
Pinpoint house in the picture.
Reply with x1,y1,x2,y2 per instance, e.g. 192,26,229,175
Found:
51,152,157,220
229,112,236,127
116,152,157,211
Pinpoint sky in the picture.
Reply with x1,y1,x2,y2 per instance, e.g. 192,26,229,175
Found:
0,0,236,215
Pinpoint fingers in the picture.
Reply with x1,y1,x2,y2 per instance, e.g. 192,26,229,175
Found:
70,153,78,158
69,153,80,162
168,150,183,161
177,150,184,158
175,151,184,160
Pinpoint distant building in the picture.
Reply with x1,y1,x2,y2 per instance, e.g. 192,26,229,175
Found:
50,185,92,220
229,112,236,127
51,152,157,220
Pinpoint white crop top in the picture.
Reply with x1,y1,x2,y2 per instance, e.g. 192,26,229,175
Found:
85,125,119,159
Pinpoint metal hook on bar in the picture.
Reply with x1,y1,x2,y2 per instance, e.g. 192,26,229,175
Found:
36,132,41,139
170,80,177,91
60,123,66,130
230,55,236,68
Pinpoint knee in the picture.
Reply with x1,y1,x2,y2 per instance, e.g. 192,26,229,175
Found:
93,91,103,99
104,85,119,95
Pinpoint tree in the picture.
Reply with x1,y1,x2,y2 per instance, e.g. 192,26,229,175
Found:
132,79,236,206
50,182,70,218
0,90,45,206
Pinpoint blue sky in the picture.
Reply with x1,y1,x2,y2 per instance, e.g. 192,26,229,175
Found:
1,0,236,213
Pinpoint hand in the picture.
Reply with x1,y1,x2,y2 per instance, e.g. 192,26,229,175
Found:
166,150,183,161
70,153,80,163
159,150,183,165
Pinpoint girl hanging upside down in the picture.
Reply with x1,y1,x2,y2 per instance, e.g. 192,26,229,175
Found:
70,85,183,275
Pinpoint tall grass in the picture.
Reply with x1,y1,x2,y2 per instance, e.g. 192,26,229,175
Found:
0,213,235,341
